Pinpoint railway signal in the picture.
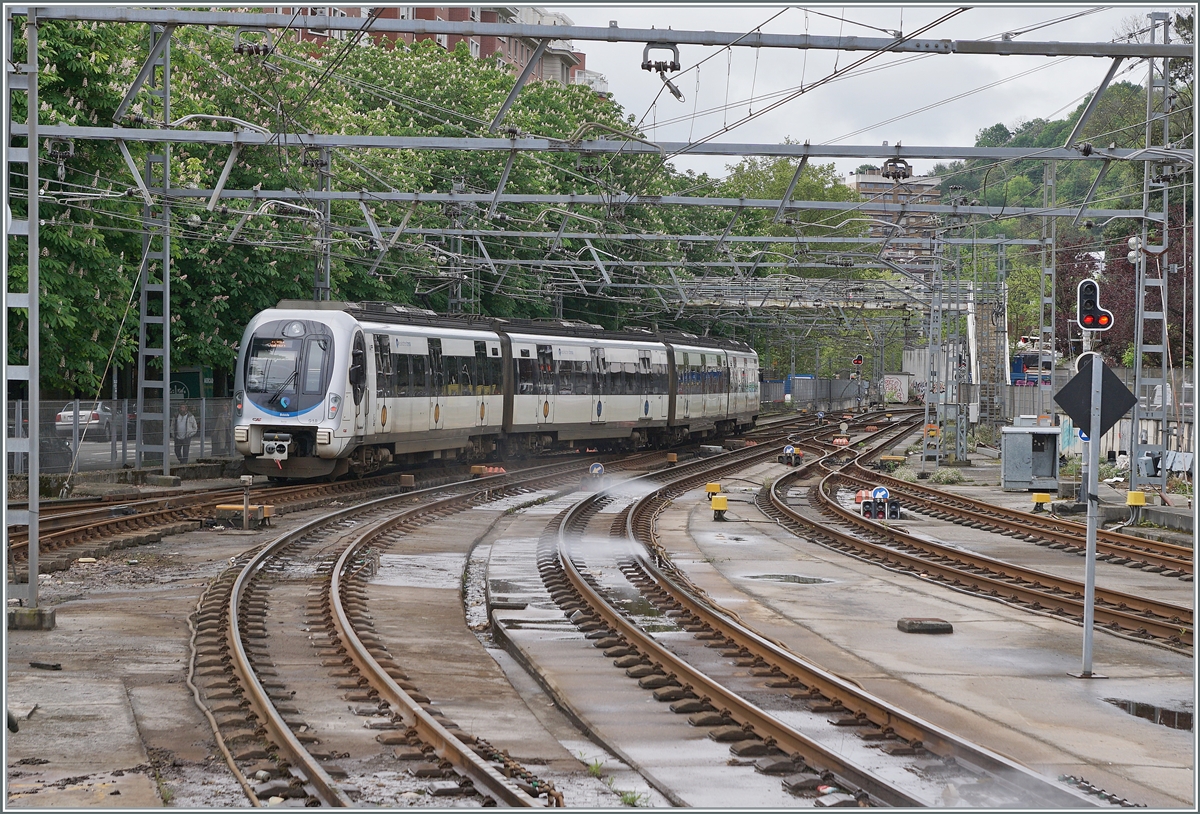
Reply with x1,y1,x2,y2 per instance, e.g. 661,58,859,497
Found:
852,354,864,366
1076,279,1113,331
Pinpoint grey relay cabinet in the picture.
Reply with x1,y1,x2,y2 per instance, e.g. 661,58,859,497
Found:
1000,426,1061,491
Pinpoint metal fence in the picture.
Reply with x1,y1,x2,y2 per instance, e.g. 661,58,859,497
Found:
761,378,865,412
7,397,236,475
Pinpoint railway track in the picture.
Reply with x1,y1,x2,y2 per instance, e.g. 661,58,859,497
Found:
837,459,1193,579
6,409,827,560
763,435,1193,653
5,451,670,574
529,419,1108,807
191,458,609,807
179,413,838,807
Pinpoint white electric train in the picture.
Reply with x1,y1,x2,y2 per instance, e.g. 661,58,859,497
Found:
233,300,760,479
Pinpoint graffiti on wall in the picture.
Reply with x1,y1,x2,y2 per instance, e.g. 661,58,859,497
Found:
909,380,946,402
883,376,907,403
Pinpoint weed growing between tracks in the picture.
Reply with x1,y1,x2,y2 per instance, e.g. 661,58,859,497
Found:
605,778,646,807
505,493,559,515
584,756,605,778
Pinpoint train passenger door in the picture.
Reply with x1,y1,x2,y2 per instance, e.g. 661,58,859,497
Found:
590,347,606,424
475,341,489,428
677,352,691,419
428,338,445,430
536,344,554,425
351,331,368,436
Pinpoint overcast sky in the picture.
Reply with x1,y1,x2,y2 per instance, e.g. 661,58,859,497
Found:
544,4,1177,180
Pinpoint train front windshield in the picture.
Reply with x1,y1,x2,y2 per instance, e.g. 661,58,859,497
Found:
244,320,334,414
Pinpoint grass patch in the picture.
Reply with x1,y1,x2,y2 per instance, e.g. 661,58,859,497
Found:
892,465,919,483
585,757,605,778
505,493,558,515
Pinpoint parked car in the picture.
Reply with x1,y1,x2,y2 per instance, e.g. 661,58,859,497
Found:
55,403,113,440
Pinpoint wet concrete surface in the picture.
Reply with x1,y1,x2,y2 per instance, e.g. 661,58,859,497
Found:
7,454,1193,808
5,529,260,808
649,459,1193,808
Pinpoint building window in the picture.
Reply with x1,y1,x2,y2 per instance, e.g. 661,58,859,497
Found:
436,16,447,49
469,6,480,21
470,38,480,58
329,6,347,41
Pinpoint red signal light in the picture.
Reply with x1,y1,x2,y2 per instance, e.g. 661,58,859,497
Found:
1082,314,1096,326
1097,314,1110,327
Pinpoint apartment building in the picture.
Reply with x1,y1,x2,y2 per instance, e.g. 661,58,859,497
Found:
279,6,606,92
852,171,941,258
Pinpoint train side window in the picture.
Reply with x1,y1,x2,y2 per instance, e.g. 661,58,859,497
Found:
304,337,330,395
487,355,503,394
474,341,490,394
394,353,411,397
537,345,554,395
575,360,591,395
621,362,636,395
411,354,427,397
556,359,574,395
605,361,619,395
516,358,536,394
427,338,443,397
445,356,472,395
373,336,391,398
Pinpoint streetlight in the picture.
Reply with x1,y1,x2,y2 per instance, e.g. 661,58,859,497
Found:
1127,236,1142,266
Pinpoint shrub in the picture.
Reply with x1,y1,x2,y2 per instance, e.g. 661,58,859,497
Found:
930,467,966,485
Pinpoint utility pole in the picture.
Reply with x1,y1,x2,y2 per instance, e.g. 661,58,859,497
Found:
134,24,173,475
313,146,332,301
5,7,45,618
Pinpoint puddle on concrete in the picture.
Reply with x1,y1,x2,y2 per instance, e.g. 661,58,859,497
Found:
746,574,832,585
1105,698,1193,731
615,595,663,618
488,578,523,594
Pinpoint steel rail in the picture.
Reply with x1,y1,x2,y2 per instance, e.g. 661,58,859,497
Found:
224,458,599,805
619,420,1104,811
4,455,621,558
840,461,1193,575
331,492,540,806
848,459,1194,572
555,471,927,806
621,523,1100,808
770,464,1193,648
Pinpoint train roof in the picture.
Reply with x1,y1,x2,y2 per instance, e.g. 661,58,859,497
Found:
274,300,755,354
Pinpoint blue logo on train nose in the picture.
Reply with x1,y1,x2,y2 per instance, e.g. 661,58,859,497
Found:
280,397,290,409
644,399,650,415
596,401,602,417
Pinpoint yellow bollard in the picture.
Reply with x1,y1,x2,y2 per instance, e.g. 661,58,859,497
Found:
705,482,721,500
711,494,728,521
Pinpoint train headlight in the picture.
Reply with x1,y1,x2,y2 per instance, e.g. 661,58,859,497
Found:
328,393,342,420
283,321,306,338
234,390,244,417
